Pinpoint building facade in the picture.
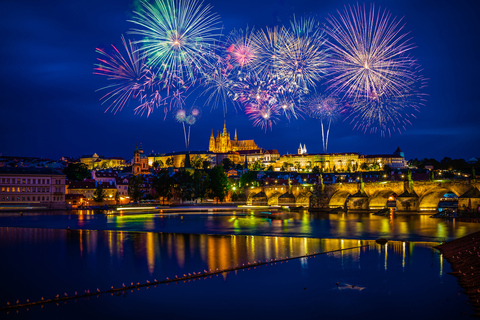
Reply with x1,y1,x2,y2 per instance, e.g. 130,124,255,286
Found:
0,167,66,209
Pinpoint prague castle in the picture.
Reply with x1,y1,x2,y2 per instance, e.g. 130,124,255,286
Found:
208,122,259,153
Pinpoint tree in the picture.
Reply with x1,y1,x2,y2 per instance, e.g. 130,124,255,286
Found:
266,165,274,171
128,175,144,203
360,163,368,171
222,158,234,171
202,160,211,170
92,184,106,202
191,156,203,169
208,166,229,203
114,190,120,204
153,160,164,170
193,170,210,202
294,161,301,171
172,170,194,203
63,163,91,181
250,160,263,171
165,157,175,167
152,169,173,205
312,166,321,174
239,170,257,187
383,165,392,173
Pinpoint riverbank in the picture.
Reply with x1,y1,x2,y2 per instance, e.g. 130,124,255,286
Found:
436,231,480,316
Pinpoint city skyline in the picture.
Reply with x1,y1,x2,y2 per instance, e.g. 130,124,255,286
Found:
1,0,480,160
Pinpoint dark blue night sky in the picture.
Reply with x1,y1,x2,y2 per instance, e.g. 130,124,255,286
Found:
1,0,479,161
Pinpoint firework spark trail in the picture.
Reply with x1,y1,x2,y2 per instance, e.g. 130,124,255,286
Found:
94,35,150,114
325,4,425,135
308,95,342,152
276,17,329,91
251,26,287,76
129,0,222,85
200,64,236,115
326,4,417,101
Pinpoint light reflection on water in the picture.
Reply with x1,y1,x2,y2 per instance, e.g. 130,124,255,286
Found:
0,227,471,319
1,209,478,242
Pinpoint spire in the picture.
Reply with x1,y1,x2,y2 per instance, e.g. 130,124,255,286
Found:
184,152,191,169
210,129,214,139
234,129,237,141
216,130,219,139
223,120,227,136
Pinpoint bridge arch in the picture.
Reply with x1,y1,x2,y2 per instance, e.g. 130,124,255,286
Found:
369,190,396,209
419,188,458,211
329,191,351,209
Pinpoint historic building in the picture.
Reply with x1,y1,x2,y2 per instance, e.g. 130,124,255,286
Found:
80,153,126,170
133,144,150,175
208,122,259,153
361,147,407,170
0,167,66,209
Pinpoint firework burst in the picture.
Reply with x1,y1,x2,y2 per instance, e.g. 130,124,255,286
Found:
326,4,418,101
276,17,329,91
94,35,153,114
129,0,222,84
308,95,342,152
226,28,258,69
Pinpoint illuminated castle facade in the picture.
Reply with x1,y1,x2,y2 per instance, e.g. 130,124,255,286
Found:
208,122,259,153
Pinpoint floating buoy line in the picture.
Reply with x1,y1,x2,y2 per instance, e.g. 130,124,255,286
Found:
1,244,370,313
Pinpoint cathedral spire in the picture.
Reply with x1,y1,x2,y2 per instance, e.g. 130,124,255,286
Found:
223,120,227,136
234,128,237,141
210,129,214,139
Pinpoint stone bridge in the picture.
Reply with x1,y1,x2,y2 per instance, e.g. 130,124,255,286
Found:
245,180,480,212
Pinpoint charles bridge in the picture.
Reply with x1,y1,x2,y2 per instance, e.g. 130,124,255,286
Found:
245,179,480,212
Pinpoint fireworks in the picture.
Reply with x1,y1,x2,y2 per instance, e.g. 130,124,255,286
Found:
308,95,342,152
94,1,425,138
94,35,151,114
326,4,418,101
226,28,258,69
174,106,202,149
200,65,236,115
326,4,425,135
129,0,222,84
276,17,329,91
245,104,280,132
251,26,287,76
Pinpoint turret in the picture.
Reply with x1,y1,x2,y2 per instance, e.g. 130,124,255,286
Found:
223,120,227,136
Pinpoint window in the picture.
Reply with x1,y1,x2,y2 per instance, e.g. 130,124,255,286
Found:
22,187,25,192
12,179,15,184
22,179,25,184
46,188,49,193
42,196,45,201
17,178,20,184
1,178,4,184
6,187,9,192
1,187,4,192
47,180,50,184
32,187,35,192
17,187,20,192
42,188,45,193
46,196,49,201
27,187,30,192
6,178,9,183
33,179,36,184
22,197,25,201
32,196,35,201
27,179,30,184
27,196,30,201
